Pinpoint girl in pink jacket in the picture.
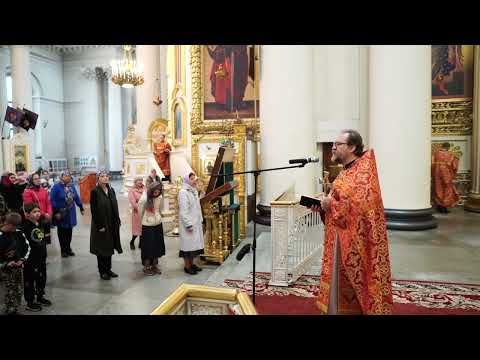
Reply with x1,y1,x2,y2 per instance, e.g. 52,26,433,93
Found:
23,173,53,244
128,177,144,250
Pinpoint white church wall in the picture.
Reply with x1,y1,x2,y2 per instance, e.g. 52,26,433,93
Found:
63,47,118,172
63,61,102,171
30,47,66,162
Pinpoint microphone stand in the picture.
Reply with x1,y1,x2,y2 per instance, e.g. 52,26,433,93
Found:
212,161,309,305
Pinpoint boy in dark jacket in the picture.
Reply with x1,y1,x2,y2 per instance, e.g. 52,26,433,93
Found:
22,203,52,311
0,212,30,315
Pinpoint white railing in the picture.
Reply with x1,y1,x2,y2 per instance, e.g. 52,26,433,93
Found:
269,193,324,287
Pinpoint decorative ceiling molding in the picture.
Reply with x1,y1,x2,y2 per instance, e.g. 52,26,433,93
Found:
80,65,112,81
40,45,123,54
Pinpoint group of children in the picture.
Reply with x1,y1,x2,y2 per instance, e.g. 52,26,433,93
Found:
0,203,52,315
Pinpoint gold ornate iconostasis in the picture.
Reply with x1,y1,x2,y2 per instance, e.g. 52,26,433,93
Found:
189,45,261,240
431,45,475,203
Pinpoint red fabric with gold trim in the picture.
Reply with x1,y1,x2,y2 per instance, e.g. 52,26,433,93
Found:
316,150,393,315
431,150,459,208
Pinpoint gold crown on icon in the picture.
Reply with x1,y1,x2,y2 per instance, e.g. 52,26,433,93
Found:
215,65,226,79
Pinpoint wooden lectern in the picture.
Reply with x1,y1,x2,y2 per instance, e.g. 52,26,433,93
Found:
200,146,240,264
79,173,97,205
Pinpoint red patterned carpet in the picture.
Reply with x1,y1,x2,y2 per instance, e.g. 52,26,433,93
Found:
222,272,480,315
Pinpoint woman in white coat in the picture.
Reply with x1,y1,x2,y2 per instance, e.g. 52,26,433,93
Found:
178,172,204,275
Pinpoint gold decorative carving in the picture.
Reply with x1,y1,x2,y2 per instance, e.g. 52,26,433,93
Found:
432,98,473,136
189,45,260,136
150,284,257,315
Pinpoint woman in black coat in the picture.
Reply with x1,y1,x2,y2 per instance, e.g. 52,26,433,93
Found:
89,170,123,280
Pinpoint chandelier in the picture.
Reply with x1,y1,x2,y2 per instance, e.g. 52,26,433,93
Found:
111,45,144,88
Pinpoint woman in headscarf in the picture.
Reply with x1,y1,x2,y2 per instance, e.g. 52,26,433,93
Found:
22,172,53,244
89,170,123,280
138,182,165,276
128,177,144,250
0,172,28,213
49,170,84,258
178,172,204,275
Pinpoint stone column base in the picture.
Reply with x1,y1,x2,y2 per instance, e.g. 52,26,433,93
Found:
255,204,271,226
385,208,438,231
464,192,480,213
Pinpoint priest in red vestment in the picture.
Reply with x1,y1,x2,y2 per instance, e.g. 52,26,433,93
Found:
311,129,393,315
431,142,459,213
153,134,172,182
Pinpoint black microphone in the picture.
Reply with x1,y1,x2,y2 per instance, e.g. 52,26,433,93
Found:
236,243,252,261
288,156,320,165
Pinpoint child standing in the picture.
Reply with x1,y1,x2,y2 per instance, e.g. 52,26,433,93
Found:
22,203,52,311
0,212,30,315
138,182,165,276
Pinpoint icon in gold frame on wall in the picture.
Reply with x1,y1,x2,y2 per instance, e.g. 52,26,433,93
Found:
432,45,473,100
14,144,28,173
203,45,259,121
172,100,187,146
203,155,216,176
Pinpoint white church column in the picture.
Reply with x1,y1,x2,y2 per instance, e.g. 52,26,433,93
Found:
257,45,317,225
0,50,8,170
159,45,169,119
135,45,161,141
10,45,34,173
11,46,32,110
369,45,437,230
107,81,123,172
315,45,365,142
465,45,480,213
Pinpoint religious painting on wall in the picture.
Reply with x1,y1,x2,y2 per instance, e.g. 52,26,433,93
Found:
203,156,216,175
172,102,186,146
432,45,474,99
203,45,259,120
14,144,28,173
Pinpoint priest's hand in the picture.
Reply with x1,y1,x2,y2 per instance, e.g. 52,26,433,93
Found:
310,193,325,213
320,195,332,212
99,228,106,232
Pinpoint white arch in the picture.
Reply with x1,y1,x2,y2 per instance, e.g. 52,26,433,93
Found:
31,72,43,97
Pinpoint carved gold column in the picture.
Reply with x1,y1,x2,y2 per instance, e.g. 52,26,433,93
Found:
217,211,223,259
223,212,229,253
465,45,480,212
233,123,247,239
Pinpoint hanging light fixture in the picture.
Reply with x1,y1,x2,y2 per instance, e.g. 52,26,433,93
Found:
111,45,144,88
